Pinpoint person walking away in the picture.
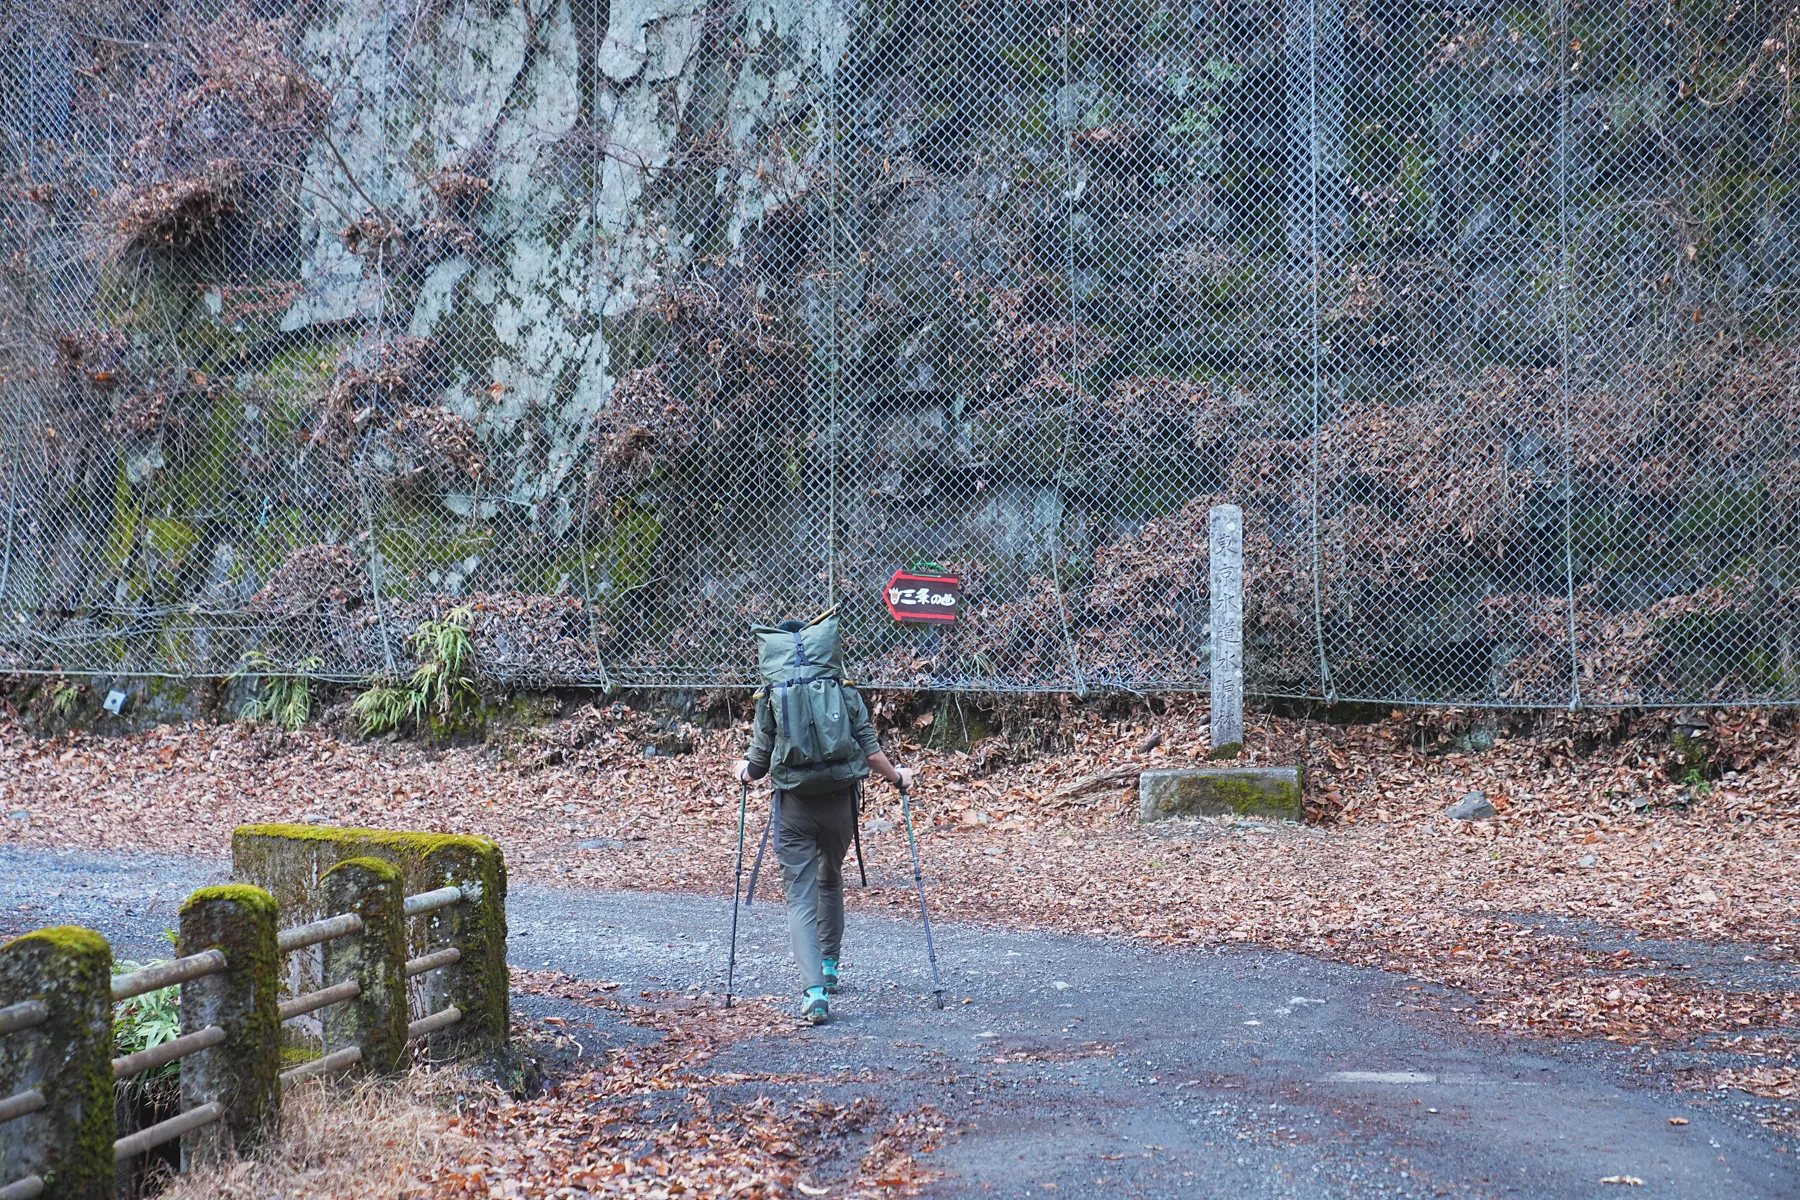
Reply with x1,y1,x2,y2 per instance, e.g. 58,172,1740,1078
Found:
732,612,915,1025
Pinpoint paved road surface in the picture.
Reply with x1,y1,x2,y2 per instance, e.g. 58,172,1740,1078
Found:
2,845,1794,1198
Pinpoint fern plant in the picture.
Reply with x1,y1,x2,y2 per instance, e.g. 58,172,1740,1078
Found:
409,607,478,721
232,652,322,731
48,679,80,718
112,960,182,1099
352,607,479,736
351,674,418,736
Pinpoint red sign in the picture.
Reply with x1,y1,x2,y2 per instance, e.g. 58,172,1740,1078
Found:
885,569,961,623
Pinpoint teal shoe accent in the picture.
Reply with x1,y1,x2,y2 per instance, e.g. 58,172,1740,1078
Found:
821,957,841,992
800,986,831,1025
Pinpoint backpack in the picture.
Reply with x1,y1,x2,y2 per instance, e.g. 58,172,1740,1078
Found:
752,610,865,793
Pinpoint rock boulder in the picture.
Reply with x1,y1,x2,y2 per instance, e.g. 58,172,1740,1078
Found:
1139,767,1304,824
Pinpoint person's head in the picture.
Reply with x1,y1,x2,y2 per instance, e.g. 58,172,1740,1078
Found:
777,619,806,633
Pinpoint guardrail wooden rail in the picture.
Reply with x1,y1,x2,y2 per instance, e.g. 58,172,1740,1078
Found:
0,833,507,1200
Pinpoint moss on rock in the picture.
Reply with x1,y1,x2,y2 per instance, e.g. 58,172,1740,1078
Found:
233,824,502,917
178,882,280,926
1138,767,1305,823
417,836,509,1063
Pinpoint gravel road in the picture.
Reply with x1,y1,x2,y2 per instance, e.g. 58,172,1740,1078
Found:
2,845,1794,1198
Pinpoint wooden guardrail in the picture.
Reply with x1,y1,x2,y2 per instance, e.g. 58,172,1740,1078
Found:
0,832,508,1200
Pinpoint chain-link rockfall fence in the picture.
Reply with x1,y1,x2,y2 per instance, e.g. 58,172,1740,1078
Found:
0,0,1797,706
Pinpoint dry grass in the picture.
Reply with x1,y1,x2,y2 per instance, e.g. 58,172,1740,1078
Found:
159,1069,482,1200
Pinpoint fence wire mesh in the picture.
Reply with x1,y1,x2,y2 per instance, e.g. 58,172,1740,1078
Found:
0,0,1797,706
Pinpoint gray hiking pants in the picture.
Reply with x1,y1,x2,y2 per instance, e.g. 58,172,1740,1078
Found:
776,786,857,992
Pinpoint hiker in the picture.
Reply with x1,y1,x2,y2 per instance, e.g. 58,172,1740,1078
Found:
732,612,915,1026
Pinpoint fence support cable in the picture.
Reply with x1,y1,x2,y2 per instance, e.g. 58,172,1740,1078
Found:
111,950,227,1001
0,1175,44,1200
277,912,364,953
279,1044,363,1086
403,886,463,917
407,1005,463,1040
824,31,843,614
1554,0,1581,711
0,999,45,1035
1303,0,1334,701
1047,0,1088,698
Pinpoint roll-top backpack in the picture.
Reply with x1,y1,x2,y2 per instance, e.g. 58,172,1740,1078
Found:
752,610,864,793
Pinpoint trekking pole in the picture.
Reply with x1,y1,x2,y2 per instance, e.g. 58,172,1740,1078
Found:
725,779,748,1008
745,788,779,907
898,782,946,1009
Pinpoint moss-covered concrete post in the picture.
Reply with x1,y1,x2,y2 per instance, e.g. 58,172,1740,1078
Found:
228,825,513,1076
0,927,113,1200
177,886,279,1165
420,838,508,1063
319,857,406,1075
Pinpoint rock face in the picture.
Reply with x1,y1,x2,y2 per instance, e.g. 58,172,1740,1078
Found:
1139,767,1304,824
0,0,863,687
6,2,1799,709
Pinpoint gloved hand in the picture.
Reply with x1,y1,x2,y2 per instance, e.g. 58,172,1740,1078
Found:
896,765,917,790
732,759,753,782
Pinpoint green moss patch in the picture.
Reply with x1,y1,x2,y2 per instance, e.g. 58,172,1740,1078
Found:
4,924,111,960
178,883,281,1153
180,883,281,923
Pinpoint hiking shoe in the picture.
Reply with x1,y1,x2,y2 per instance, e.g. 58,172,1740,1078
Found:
821,957,841,993
800,986,830,1025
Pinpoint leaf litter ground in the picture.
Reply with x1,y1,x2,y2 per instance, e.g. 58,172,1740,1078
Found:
430,972,944,1199
2,699,1797,1171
